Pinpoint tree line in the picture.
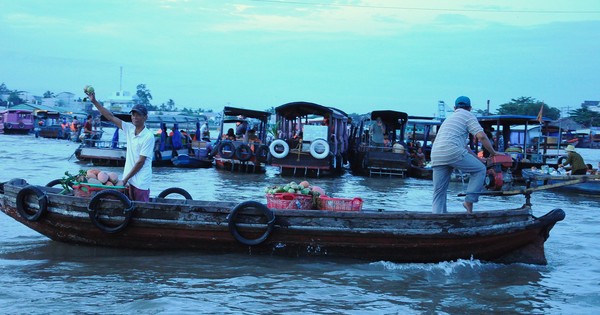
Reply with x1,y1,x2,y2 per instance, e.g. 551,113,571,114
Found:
2,82,598,127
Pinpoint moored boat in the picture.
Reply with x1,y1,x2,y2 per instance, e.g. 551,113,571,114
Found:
348,110,410,177
269,102,349,177
0,109,34,134
212,106,271,173
405,116,442,180
476,115,561,182
0,178,565,265
521,170,600,195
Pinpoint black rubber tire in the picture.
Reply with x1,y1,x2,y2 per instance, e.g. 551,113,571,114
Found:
87,189,134,234
235,144,253,161
255,145,269,163
45,179,63,188
228,201,275,246
157,187,193,200
219,141,236,159
16,185,48,222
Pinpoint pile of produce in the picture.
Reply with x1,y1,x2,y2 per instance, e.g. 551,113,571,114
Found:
264,180,326,196
62,169,124,189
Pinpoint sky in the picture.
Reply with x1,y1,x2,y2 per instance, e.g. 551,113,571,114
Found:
1,0,599,117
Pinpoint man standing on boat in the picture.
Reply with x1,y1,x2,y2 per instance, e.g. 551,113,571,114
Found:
431,96,499,214
85,88,154,202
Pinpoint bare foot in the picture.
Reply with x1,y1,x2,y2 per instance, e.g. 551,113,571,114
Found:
463,201,473,214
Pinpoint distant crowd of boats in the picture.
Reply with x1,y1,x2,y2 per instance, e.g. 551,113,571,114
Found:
2,104,599,194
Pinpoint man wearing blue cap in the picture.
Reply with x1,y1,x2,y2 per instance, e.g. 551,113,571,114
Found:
431,96,499,213
86,88,155,202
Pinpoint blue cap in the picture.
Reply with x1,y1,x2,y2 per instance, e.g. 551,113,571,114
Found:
455,96,471,108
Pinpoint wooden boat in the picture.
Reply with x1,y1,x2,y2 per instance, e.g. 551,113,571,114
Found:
153,122,194,166
348,110,410,177
270,102,349,177
476,115,562,182
0,178,565,265
34,110,71,139
212,106,271,173
0,109,34,134
405,116,442,180
521,170,600,195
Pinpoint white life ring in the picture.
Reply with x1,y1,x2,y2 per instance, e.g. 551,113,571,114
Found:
269,139,289,159
310,139,330,159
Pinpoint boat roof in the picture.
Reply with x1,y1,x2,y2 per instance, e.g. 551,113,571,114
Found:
275,101,347,120
1,108,33,114
360,110,408,129
477,114,551,125
223,106,270,121
407,116,443,126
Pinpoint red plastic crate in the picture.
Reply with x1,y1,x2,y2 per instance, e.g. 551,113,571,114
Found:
265,193,315,210
317,196,363,211
73,182,126,198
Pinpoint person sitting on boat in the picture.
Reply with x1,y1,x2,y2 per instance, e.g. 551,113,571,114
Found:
248,129,262,152
86,88,154,202
223,128,236,141
431,96,500,214
559,145,587,175
235,115,248,139
370,117,386,147
586,164,596,175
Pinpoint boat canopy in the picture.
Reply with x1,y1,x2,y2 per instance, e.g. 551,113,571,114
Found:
275,102,347,120
369,110,408,130
222,106,270,122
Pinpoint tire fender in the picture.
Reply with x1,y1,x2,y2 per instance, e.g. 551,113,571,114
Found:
235,144,253,161
310,139,330,159
219,141,236,159
157,187,193,200
228,201,275,246
16,185,48,222
88,189,134,234
269,139,289,159
255,145,269,163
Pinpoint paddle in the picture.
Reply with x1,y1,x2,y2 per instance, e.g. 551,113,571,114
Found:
458,175,596,197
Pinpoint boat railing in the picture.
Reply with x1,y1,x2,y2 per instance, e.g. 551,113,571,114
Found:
82,138,127,149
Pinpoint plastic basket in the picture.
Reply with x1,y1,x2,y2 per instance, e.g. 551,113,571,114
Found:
265,193,315,210
317,196,363,212
73,182,126,198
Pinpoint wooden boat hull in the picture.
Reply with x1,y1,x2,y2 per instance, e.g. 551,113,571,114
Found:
0,179,565,265
408,166,433,180
350,150,410,177
75,145,127,166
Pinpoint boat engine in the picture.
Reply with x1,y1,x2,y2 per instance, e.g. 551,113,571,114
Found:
485,155,514,191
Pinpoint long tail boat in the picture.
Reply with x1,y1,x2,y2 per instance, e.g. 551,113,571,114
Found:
0,178,565,265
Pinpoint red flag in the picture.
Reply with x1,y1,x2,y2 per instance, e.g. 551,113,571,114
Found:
536,104,544,123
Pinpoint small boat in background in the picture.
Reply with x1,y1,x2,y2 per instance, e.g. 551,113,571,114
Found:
171,154,213,168
0,109,34,134
212,106,271,173
522,170,600,195
348,110,410,177
270,102,348,177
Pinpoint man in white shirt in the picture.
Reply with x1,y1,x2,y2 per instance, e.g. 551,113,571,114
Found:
430,96,498,214
86,89,155,202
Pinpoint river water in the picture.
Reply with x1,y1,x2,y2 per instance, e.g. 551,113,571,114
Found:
0,133,599,314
